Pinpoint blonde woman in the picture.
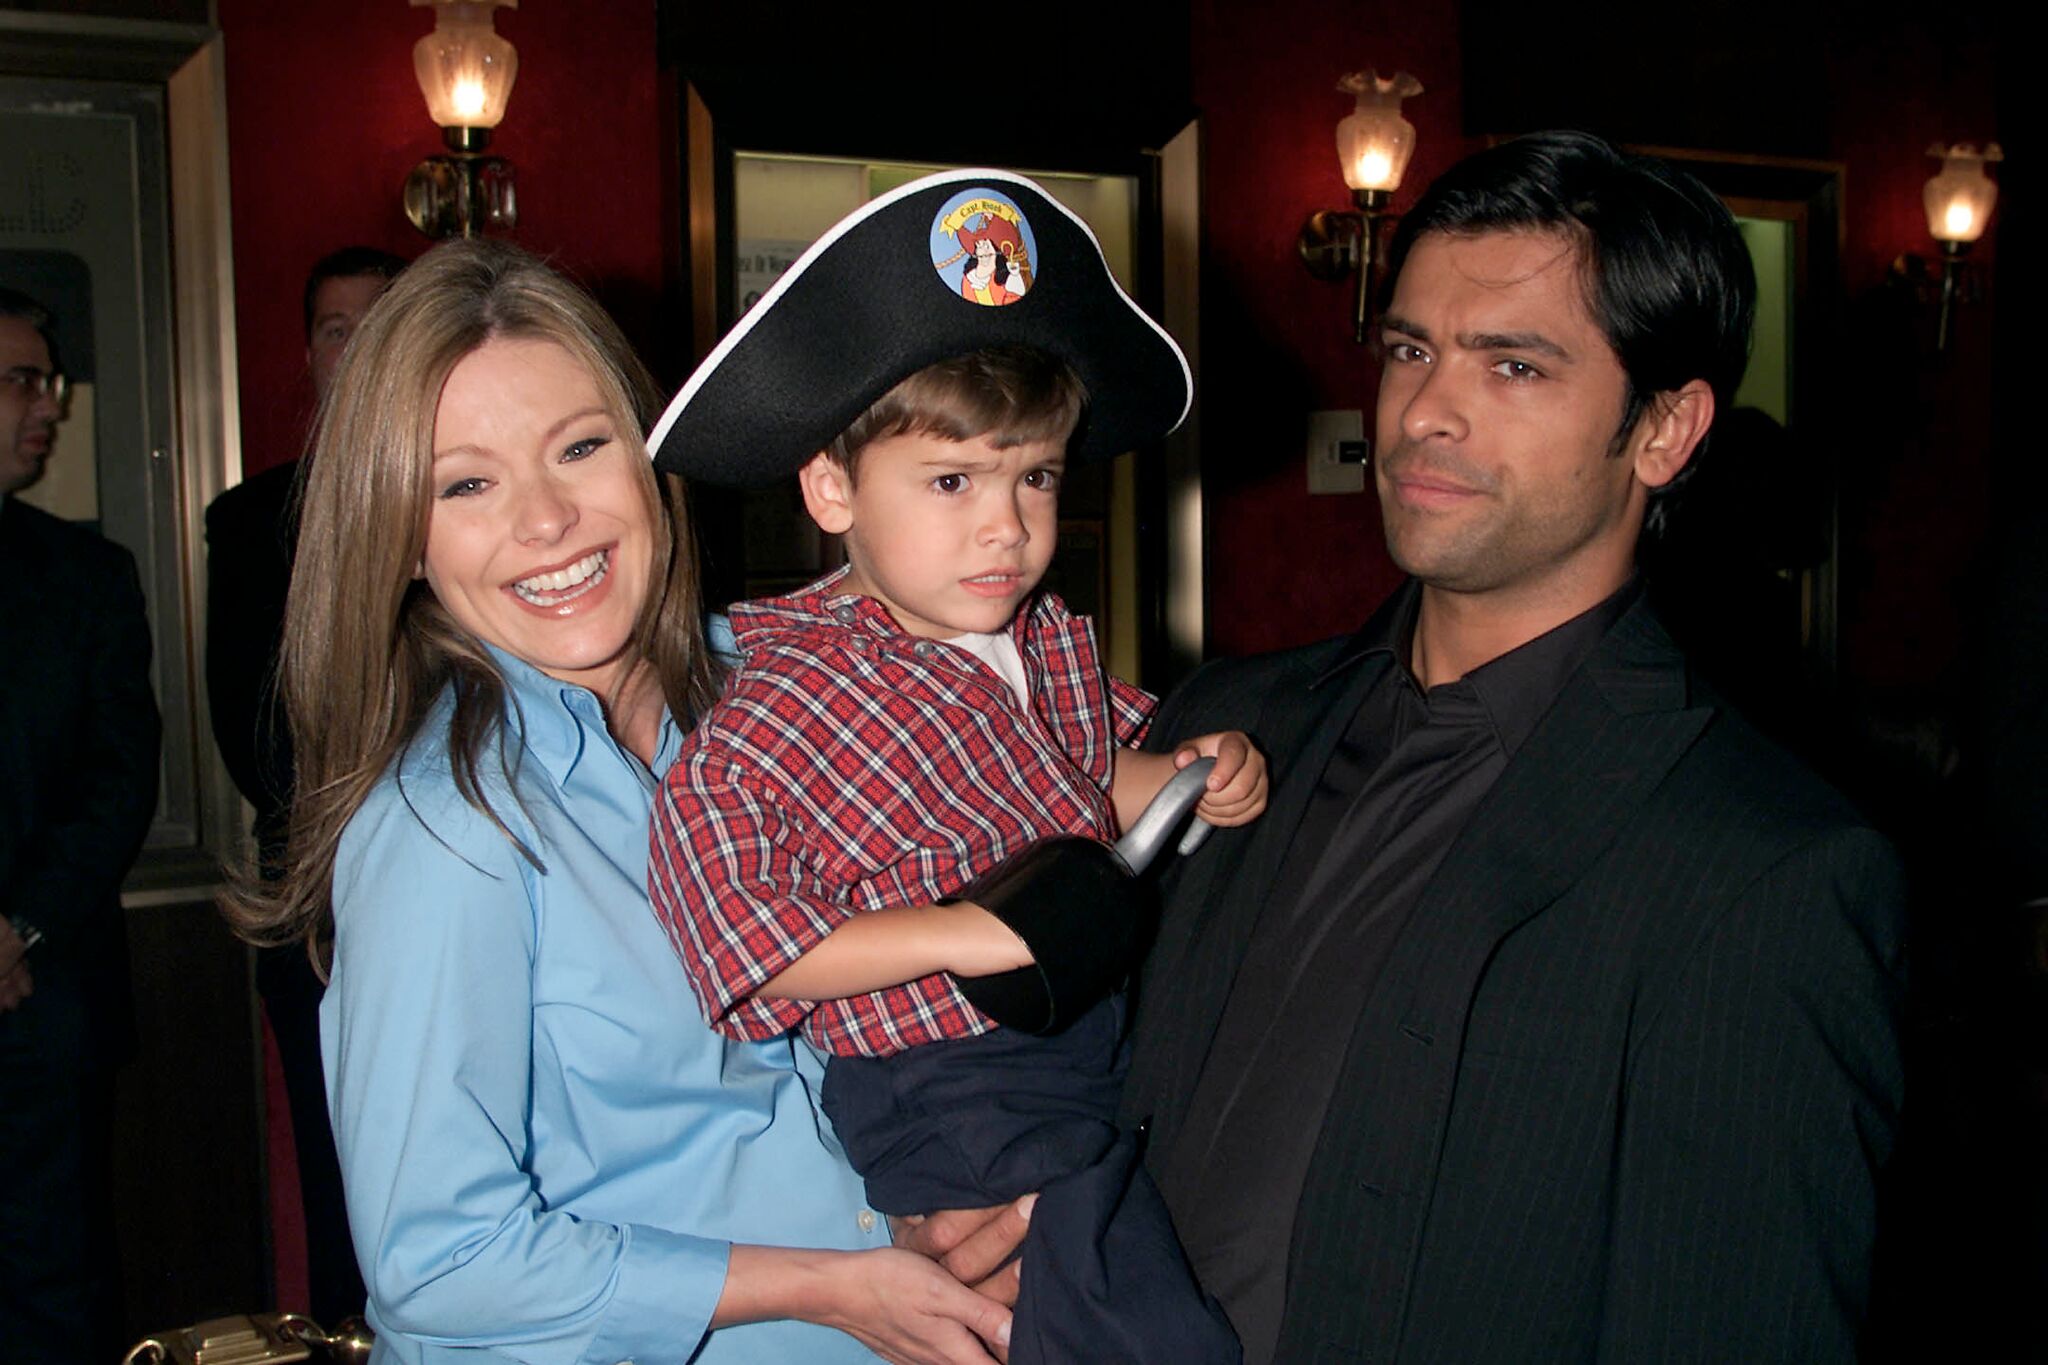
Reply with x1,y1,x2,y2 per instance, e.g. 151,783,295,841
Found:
224,240,1018,1365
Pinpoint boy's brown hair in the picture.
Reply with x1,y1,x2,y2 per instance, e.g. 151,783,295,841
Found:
825,345,1086,482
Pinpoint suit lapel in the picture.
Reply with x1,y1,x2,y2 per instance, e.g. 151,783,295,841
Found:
1395,632,1712,1020
1127,646,1391,1145
1150,650,1392,986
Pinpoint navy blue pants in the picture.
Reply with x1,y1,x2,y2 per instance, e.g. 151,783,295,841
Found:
821,997,1240,1365
0,968,119,1364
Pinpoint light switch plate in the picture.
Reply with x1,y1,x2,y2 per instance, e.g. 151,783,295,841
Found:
1307,409,1366,495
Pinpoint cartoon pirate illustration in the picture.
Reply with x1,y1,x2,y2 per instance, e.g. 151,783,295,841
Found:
932,191,1036,306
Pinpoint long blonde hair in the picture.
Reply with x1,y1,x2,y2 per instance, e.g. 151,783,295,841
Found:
220,240,719,963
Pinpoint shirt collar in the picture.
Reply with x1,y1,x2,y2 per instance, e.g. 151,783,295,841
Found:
482,643,678,786
1316,576,1643,756
730,564,897,642
1465,578,1640,754
1313,578,1422,686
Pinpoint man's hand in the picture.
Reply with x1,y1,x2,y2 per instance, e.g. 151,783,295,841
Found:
1174,731,1269,827
0,917,33,1013
894,1194,1035,1305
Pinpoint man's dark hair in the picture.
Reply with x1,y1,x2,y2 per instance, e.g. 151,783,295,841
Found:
302,246,408,339
1383,131,1756,533
0,286,56,353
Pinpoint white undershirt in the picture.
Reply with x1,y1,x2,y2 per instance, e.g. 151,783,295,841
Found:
947,628,1032,708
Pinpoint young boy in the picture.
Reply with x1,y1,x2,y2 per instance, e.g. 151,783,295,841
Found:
647,170,1259,1364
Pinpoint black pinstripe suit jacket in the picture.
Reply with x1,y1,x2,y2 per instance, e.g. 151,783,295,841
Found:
1124,593,1906,1363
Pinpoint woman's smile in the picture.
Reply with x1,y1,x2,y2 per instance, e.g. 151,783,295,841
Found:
508,544,615,611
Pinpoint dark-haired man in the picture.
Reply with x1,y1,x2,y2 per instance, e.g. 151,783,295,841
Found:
1,287,160,1362
0,293,61,496
303,245,404,403
204,244,405,1326
1124,132,1906,1362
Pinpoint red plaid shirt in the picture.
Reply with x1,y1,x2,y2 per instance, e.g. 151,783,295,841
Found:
649,569,1154,1058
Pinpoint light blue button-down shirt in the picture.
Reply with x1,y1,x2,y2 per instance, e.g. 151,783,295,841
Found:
322,641,888,1364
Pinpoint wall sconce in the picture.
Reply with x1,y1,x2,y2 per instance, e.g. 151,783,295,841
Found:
1922,141,2001,352
403,0,520,239
1298,69,1423,344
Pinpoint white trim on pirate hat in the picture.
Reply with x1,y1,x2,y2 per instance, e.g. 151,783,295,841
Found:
649,168,1192,488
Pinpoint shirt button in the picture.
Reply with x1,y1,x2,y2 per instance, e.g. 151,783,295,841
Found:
857,1209,878,1234
911,640,935,658
832,604,858,624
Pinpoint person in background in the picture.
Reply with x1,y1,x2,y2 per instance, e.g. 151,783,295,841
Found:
204,244,406,1327
0,285,161,1362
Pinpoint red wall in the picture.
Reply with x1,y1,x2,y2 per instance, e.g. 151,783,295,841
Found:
218,0,665,479
214,0,2001,691
1821,23,2000,693
1191,0,1474,657
1189,2,2002,698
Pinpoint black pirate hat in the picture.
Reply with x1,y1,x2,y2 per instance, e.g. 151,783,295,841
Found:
649,168,1191,488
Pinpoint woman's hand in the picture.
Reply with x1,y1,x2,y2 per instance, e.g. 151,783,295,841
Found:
820,1247,1014,1364
718,1243,1012,1365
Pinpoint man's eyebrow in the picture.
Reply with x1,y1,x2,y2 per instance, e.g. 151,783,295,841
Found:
1377,316,1574,363
1461,330,1573,362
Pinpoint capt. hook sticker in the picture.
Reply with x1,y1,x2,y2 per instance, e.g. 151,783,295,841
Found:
931,188,1037,306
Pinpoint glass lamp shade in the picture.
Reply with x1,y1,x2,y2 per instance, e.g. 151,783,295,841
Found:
1923,141,2002,244
412,0,519,131
1335,69,1423,193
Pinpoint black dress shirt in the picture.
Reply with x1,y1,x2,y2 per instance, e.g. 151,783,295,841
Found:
1157,577,1639,1363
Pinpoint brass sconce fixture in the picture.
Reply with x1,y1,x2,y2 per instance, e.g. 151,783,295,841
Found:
403,0,520,239
1298,69,1423,344
1892,141,2001,353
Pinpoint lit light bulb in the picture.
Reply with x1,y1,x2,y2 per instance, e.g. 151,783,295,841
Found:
1333,70,1422,195
412,0,519,132
1922,142,2001,245
453,78,487,121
